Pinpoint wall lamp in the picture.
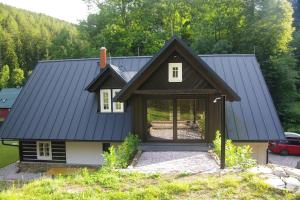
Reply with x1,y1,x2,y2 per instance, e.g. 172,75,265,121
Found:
213,97,221,103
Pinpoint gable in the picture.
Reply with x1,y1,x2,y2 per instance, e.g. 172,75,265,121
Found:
100,73,125,89
86,66,126,92
114,36,240,102
140,51,214,90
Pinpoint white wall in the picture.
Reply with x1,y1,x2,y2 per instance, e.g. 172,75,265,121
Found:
66,142,104,165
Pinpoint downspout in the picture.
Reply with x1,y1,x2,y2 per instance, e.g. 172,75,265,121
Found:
220,95,226,169
1,139,19,147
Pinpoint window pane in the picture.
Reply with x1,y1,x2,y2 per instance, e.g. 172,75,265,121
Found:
147,99,173,141
116,102,121,110
103,91,109,109
177,99,206,140
172,67,178,78
39,144,44,156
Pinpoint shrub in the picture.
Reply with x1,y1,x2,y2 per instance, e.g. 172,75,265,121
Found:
213,131,256,169
103,134,140,169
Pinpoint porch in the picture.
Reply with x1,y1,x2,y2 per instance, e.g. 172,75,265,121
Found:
132,94,227,168
139,142,211,152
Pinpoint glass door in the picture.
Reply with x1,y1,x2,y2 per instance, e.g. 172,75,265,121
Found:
146,98,206,142
176,99,206,141
147,99,173,141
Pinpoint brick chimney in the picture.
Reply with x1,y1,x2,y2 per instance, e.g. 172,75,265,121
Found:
100,47,107,69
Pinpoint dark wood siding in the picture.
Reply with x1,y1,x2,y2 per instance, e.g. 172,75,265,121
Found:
100,74,125,89
207,95,222,142
139,52,214,91
130,95,146,141
20,141,66,163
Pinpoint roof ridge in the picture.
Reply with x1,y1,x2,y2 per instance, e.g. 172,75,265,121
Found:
38,55,153,63
199,54,255,57
38,54,255,63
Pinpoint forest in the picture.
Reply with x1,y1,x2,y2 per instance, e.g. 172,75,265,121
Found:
0,0,299,131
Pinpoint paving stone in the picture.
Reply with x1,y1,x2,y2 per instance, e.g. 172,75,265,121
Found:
285,168,300,179
268,153,299,168
283,177,300,191
248,166,273,174
264,176,286,190
273,166,287,177
128,151,219,174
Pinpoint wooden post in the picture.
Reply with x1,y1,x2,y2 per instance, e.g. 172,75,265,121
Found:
220,95,226,169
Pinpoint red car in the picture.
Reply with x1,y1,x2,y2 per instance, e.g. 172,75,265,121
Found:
268,132,300,156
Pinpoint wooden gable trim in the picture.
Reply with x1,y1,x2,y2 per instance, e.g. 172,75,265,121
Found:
134,89,218,95
86,65,126,92
114,36,240,102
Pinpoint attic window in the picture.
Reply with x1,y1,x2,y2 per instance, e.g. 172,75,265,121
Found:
112,89,124,112
100,89,111,112
36,141,52,160
168,63,182,82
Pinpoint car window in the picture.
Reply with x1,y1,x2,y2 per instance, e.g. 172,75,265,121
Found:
287,140,300,145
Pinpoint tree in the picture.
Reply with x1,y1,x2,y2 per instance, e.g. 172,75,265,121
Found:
10,68,24,87
267,54,298,118
0,65,10,89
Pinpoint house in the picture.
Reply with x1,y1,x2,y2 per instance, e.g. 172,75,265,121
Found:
0,37,284,168
0,88,22,125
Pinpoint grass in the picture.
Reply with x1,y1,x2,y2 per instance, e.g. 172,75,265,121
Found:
0,141,19,168
0,169,299,200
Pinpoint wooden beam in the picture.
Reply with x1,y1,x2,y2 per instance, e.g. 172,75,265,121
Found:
134,89,218,95
220,95,226,169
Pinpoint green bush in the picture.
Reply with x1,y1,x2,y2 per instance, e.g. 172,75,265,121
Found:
213,131,256,169
103,134,140,169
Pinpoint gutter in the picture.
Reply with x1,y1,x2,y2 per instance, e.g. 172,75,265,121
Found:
1,139,19,147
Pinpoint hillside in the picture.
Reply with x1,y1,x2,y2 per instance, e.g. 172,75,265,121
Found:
0,3,96,88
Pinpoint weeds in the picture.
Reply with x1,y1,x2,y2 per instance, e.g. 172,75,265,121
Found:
213,131,257,169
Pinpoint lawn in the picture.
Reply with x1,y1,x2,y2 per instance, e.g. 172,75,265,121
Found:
0,141,19,168
0,169,299,200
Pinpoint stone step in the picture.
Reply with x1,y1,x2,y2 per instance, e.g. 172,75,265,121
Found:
139,142,211,152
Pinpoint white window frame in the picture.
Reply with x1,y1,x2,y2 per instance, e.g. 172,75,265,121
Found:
168,63,182,82
36,141,52,160
112,89,124,112
100,89,112,112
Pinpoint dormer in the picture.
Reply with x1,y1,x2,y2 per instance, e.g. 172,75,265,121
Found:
86,47,126,113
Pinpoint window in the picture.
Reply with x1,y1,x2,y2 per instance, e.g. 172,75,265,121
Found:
100,89,112,112
36,141,52,160
112,89,124,112
168,63,182,82
102,143,111,152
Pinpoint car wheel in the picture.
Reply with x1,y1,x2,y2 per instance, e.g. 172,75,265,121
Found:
280,149,288,156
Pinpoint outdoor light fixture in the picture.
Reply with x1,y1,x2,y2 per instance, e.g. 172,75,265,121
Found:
213,97,221,103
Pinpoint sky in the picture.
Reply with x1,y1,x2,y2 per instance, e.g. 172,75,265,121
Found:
0,0,91,24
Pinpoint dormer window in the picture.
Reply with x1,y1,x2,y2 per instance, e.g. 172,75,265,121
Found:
112,89,124,112
100,89,123,113
100,89,111,112
168,63,182,82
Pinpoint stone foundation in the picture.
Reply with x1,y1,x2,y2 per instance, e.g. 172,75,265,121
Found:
18,162,100,173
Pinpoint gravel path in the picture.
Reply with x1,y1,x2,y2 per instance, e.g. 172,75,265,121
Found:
128,151,219,174
268,153,300,168
0,163,42,181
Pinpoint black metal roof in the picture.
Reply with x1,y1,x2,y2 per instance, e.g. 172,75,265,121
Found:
0,55,285,141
